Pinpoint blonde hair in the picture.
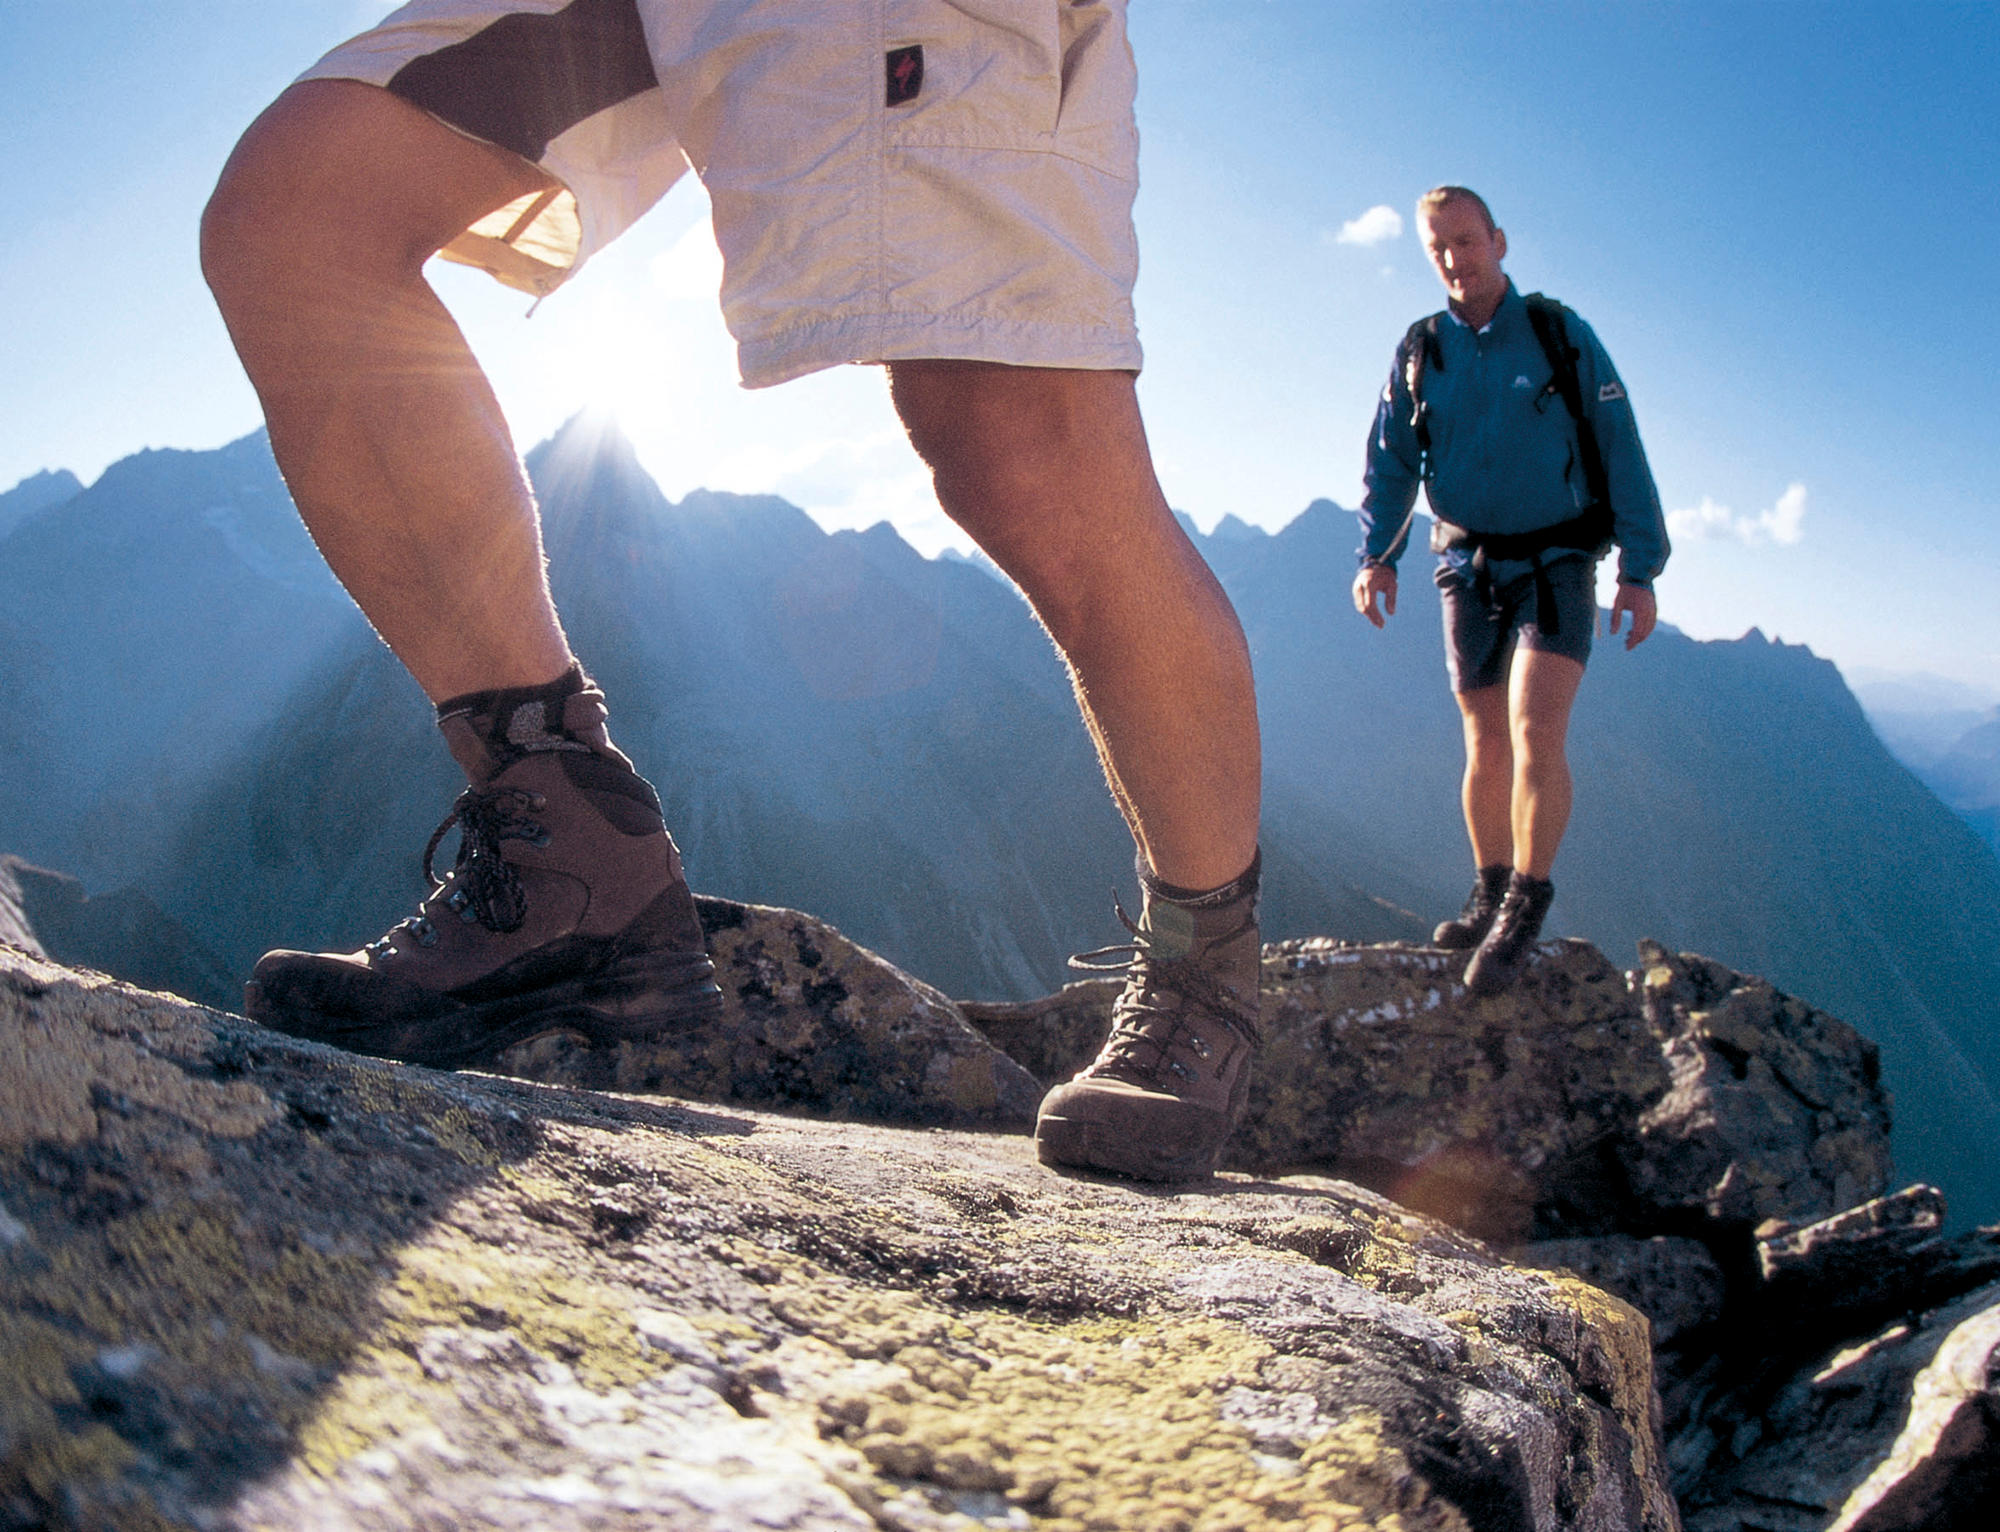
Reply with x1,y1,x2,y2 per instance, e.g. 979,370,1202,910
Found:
1417,185,1497,233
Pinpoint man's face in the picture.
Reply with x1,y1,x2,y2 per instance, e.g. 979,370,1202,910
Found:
1419,200,1509,318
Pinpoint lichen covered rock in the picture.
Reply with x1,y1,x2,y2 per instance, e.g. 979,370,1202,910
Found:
2,947,1679,1531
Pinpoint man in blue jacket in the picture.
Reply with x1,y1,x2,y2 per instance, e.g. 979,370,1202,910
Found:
1353,185,1669,993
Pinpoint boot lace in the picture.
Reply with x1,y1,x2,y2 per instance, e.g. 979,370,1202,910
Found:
365,786,548,957
1069,899,1261,1084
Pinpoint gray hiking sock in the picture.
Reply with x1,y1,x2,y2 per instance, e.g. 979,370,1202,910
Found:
436,664,589,747
435,664,634,780
1134,849,1261,967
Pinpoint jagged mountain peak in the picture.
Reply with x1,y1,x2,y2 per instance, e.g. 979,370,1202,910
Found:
663,485,827,548
1208,513,1267,542
1271,494,1368,552
0,467,84,540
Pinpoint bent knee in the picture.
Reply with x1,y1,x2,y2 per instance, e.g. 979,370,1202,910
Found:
203,80,546,302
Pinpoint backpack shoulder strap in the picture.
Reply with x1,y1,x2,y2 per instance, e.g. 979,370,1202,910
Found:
1523,292,1611,517
1522,293,1583,419
1397,313,1445,468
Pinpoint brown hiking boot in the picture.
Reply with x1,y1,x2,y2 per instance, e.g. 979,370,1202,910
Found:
1035,853,1262,1182
1433,863,1512,950
1463,870,1556,996
245,668,721,1067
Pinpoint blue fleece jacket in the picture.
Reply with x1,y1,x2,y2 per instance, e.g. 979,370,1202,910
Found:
1358,283,1669,588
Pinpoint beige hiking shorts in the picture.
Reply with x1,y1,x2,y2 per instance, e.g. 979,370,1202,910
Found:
301,0,1143,387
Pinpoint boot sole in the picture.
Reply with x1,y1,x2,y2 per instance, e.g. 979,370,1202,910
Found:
1034,1113,1219,1183
246,951,724,1071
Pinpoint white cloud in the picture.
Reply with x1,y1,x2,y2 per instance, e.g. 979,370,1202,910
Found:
1335,205,1404,247
1667,482,1807,546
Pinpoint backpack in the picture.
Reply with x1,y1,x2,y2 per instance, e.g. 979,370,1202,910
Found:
1398,292,1614,633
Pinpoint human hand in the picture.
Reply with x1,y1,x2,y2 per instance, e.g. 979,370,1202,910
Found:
1608,582,1657,649
1353,564,1398,628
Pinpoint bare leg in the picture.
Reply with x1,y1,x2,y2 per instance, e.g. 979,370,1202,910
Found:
1453,682,1514,870
201,80,574,703
889,362,1259,891
1508,650,1585,878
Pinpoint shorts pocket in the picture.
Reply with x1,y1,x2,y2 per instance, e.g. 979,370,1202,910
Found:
884,0,1133,175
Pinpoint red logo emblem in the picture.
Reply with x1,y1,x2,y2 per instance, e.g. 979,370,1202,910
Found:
887,45,924,107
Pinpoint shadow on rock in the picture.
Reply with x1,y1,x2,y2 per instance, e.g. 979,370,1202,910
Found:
0,948,750,1530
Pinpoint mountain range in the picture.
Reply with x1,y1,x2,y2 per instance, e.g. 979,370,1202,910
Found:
4,417,1998,1225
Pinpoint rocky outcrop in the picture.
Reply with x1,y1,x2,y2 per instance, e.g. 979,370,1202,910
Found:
11,872,1998,1530
970,932,2000,1529
966,937,1891,1244
1626,940,1891,1228
1828,1295,2000,1531
492,897,1043,1131
2,946,1681,1531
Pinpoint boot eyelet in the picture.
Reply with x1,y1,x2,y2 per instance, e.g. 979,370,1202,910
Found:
1169,1060,1194,1081
414,919,438,948
1190,1035,1211,1058
529,830,552,849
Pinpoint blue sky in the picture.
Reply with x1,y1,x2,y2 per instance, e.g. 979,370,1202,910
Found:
4,1,1998,692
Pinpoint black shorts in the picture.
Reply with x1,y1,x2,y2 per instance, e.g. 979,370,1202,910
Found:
1436,554,1596,693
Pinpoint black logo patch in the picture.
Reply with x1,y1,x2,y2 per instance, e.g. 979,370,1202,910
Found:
886,45,924,107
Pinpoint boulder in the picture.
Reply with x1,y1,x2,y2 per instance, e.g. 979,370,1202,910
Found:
959,976,1120,1092
1656,1186,2000,1517
2,945,1680,1531
1626,940,1891,1228
492,896,1042,1131
1750,1185,1989,1348
1679,1279,2000,1532
1241,939,1666,1240
1829,1296,2000,1531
